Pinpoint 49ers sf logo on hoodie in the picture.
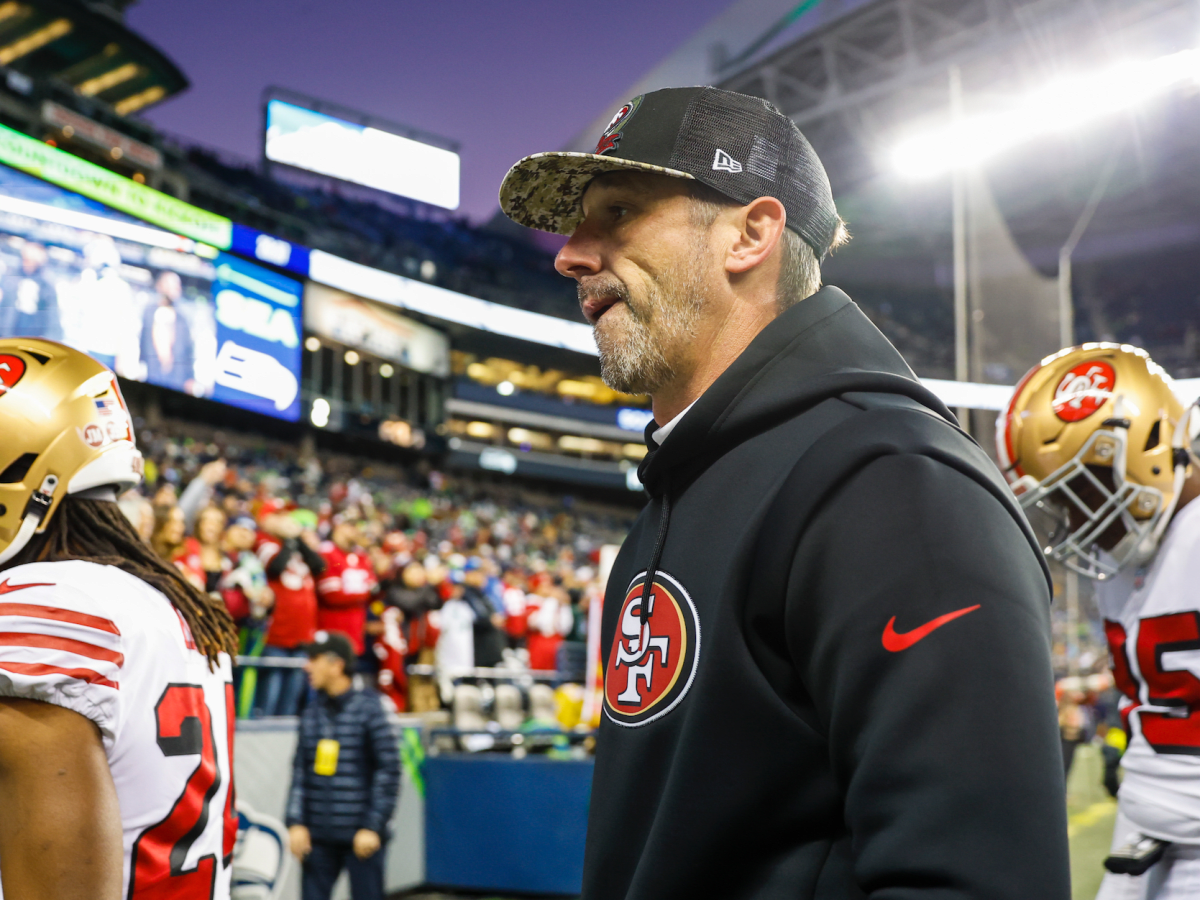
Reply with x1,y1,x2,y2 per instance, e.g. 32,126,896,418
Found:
604,571,700,727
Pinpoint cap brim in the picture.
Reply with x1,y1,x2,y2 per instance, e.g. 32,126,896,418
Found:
498,152,694,235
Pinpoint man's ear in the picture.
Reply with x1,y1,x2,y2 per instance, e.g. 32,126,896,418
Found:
724,196,787,276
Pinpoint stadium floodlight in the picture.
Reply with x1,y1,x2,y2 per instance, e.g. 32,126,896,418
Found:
893,48,1200,178
310,398,331,428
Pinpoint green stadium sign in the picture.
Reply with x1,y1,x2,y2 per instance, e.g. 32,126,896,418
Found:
0,124,233,249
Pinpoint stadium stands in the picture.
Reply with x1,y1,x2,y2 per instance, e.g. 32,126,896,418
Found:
173,138,580,322
131,414,633,719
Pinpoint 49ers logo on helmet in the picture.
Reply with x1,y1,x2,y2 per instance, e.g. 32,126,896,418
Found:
0,354,26,396
604,570,700,727
1053,360,1116,422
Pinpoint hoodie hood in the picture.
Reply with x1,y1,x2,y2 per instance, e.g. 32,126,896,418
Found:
636,286,955,499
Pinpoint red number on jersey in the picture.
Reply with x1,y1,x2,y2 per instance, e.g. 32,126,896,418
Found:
1105,613,1200,755
1104,619,1138,735
222,682,237,864
1136,612,1200,755
128,683,225,899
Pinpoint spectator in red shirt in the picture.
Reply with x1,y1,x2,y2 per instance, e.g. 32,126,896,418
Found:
502,568,530,649
316,518,378,660
525,573,573,671
257,504,326,716
219,514,272,624
383,561,441,712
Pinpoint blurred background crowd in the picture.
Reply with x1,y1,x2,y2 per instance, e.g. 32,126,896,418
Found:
118,427,632,721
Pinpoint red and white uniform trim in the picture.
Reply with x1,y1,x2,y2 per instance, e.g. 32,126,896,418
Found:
0,560,234,899
1097,498,1200,846
0,578,124,736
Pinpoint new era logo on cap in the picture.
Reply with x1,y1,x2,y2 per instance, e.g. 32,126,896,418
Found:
712,149,743,174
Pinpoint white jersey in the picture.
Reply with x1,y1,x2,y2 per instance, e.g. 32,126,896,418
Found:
1097,499,1200,843
0,560,234,899
434,598,475,670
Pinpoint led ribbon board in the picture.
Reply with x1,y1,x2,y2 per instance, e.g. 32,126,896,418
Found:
0,123,232,247
308,250,597,356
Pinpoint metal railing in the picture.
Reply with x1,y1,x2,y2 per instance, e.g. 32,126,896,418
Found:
233,656,575,681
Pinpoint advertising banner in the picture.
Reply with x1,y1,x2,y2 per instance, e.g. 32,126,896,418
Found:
0,164,302,420
210,254,302,419
304,281,449,377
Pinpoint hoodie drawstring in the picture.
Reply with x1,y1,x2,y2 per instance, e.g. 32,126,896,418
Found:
640,475,671,628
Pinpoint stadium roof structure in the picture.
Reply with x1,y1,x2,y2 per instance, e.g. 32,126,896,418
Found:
562,0,831,154
0,0,186,115
705,0,1200,382
716,0,1190,193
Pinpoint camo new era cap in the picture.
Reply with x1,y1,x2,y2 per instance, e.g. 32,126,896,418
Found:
499,86,842,259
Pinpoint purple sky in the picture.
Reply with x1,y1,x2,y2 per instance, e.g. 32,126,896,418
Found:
126,0,733,225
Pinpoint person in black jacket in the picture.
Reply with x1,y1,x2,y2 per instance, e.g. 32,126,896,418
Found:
462,561,506,668
498,87,1070,899
286,631,400,900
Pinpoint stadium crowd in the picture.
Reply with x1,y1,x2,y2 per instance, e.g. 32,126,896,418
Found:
116,427,631,719
176,142,577,321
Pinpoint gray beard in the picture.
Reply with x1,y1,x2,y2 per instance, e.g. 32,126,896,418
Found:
589,260,706,396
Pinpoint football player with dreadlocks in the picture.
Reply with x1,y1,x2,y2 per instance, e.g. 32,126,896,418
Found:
0,338,239,900
1000,343,1200,899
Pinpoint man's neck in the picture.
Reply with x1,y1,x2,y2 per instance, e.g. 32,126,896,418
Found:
651,296,778,424
324,676,352,697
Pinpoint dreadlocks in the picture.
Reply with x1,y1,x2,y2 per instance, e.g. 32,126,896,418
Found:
2,496,238,667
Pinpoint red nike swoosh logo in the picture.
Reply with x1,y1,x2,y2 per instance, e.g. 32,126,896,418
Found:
0,579,55,595
882,604,981,652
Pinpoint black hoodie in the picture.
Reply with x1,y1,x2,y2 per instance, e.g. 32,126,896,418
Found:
583,287,1070,900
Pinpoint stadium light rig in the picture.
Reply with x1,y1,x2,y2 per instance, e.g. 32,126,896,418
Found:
893,47,1200,178
310,398,331,428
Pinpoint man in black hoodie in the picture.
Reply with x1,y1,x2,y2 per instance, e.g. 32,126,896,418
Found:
498,87,1070,899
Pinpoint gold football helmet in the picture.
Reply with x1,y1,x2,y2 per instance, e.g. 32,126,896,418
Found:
997,343,1195,579
0,338,142,566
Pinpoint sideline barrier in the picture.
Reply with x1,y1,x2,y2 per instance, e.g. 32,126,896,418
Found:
234,717,425,900
424,754,592,896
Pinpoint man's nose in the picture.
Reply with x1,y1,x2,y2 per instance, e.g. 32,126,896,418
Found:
555,225,602,279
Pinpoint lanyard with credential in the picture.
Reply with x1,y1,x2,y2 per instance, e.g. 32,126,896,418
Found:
314,698,340,776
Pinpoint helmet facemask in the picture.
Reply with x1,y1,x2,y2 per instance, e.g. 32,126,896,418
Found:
1014,407,1194,579
1016,426,1163,578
